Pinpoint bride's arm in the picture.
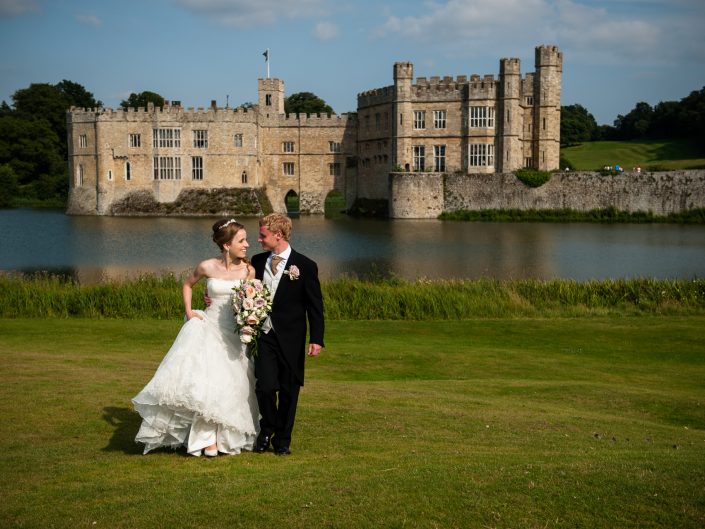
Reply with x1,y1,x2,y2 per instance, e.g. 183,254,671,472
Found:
246,264,256,280
183,262,208,320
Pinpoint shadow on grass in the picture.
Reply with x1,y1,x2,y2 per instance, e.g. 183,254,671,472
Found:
102,406,144,455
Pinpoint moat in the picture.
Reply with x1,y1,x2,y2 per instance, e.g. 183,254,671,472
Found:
1,209,704,283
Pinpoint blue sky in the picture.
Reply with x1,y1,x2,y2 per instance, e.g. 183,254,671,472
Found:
1,0,704,125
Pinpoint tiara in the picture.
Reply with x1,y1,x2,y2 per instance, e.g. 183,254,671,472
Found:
219,219,238,230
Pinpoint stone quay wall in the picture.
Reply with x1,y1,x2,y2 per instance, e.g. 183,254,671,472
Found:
389,170,705,218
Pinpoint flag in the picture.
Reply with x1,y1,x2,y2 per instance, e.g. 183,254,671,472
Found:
263,49,269,62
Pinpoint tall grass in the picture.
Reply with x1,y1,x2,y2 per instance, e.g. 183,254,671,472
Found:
1,274,703,319
439,207,705,223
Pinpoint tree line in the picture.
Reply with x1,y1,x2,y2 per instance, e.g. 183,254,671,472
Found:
561,86,705,146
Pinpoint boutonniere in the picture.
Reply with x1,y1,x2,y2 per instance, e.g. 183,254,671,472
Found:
284,265,300,281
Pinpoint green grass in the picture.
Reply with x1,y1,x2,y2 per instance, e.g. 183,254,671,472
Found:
1,317,704,528
2,275,704,319
561,139,705,171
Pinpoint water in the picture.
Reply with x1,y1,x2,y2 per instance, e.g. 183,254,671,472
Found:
1,209,704,283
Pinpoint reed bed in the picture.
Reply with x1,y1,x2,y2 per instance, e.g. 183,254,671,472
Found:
1,273,703,319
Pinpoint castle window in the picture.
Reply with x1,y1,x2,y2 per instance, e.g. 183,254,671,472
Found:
241,171,247,184
433,110,446,129
282,141,295,153
329,141,341,153
413,146,425,171
468,144,494,167
470,107,495,128
526,96,534,106
433,145,446,172
192,156,203,180
384,112,389,129
543,118,546,130
234,134,243,147
266,94,272,106
77,164,84,187
129,134,141,148
125,161,131,181
79,134,87,148
525,157,533,168
193,130,208,149
375,113,381,130
329,163,341,177
108,170,112,181
153,156,182,180
283,162,295,176
153,128,181,148
413,111,425,130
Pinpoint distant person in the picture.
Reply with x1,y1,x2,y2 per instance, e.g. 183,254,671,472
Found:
132,219,259,457
250,213,325,456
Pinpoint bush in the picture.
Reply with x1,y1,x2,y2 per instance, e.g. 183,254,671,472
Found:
514,168,552,187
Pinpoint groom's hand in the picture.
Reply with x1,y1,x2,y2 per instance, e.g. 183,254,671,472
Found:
307,343,322,357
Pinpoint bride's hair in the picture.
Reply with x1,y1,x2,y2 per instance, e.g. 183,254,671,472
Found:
212,219,249,265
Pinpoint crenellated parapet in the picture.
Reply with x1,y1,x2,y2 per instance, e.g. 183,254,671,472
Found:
261,112,356,128
357,86,395,108
68,104,259,124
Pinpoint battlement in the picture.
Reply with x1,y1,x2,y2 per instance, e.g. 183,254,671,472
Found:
67,105,258,124
394,62,413,80
261,112,355,127
357,85,395,108
535,45,563,67
499,58,521,75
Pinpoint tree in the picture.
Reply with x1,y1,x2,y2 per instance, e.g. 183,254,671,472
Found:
284,92,333,115
56,79,102,109
560,104,597,145
0,164,19,207
614,101,654,140
120,91,165,110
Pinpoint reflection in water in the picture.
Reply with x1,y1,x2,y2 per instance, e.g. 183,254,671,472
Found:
1,209,704,283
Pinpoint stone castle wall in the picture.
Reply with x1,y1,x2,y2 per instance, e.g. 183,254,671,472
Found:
389,170,705,218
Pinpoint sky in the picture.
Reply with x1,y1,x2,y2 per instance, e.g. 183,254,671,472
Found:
1,0,704,125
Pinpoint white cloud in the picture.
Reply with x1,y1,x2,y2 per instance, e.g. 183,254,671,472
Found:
313,20,340,41
373,0,705,65
76,14,103,28
0,0,38,17
174,0,328,28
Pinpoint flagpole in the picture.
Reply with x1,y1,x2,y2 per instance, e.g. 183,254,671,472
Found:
263,48,270,79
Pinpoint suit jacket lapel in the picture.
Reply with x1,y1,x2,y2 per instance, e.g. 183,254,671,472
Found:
272,249,297,304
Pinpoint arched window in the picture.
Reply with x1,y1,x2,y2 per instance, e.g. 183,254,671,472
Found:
241,171,247,184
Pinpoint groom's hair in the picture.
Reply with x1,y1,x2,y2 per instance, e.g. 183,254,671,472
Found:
260,213,292,241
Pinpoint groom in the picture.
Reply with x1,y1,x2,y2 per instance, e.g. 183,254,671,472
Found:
251,213,325,455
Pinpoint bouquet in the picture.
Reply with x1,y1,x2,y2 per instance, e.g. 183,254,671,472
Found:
231,279,273,356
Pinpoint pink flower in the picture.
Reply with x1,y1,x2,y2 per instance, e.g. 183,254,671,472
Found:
244,285,256,298
285,265,300,280
246,314,259,325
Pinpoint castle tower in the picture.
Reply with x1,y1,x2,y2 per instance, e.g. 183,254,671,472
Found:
392,62,413,169
258,78,285,115
533,45,562,170
497,58,522,172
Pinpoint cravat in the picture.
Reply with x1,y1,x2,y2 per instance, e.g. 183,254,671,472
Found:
270,255,282,275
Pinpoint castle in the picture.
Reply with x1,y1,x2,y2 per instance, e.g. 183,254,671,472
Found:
66,45,562,216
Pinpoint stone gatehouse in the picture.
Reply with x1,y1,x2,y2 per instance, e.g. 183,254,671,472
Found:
66,45,562,215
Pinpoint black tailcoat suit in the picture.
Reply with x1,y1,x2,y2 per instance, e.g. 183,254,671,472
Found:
251,248,324,449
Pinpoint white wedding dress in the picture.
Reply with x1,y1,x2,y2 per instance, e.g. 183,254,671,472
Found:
132,278,259,455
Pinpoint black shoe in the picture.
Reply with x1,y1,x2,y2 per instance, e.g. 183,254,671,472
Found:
254,433,272,453
274,446,291,456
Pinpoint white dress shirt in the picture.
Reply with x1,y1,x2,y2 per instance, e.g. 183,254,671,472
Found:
262,244,291,333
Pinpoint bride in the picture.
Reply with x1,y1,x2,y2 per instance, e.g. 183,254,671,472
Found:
132,219,259,457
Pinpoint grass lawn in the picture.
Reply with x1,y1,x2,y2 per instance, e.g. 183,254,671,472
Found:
1,318,704,528
561,139,705,171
